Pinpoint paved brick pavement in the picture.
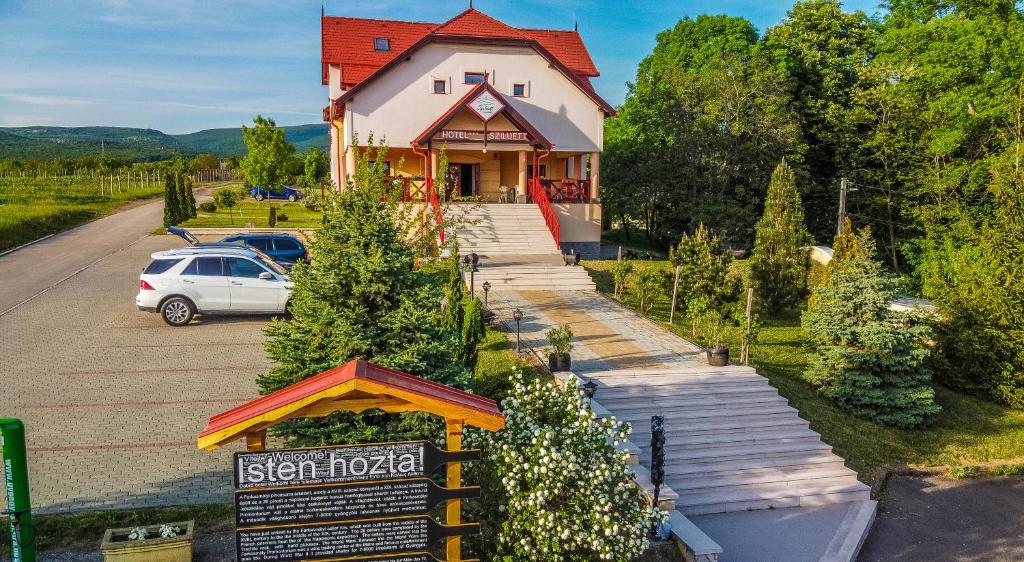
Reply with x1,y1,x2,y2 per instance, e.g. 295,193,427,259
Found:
491,289,704,373
0,234,269,513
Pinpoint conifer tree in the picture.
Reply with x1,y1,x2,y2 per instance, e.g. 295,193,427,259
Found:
258,147,469,446
440,245,465,334
183,174,197,218
802,230,939,427
669,223,734,308
175,172,191,222
751,159,812,311
163,171,181,227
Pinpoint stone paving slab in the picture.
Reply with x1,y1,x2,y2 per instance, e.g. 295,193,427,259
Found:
0,234,269,513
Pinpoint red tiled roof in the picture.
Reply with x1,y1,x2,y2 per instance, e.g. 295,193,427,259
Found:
321,8,600,90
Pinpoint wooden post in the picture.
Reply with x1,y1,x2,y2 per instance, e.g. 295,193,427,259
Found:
669,265,681,324
741,288,753,365
445,418,465,562
617,246,622,261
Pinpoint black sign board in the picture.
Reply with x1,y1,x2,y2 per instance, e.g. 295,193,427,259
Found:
234,441,479,489
235,478,479,527
334,554,474,562
236,516,479,562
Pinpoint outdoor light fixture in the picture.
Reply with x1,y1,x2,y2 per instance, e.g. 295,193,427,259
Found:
512,308,523,352
464,253,480,296
482,281,491,309
581,380,599,401
650,415,669,539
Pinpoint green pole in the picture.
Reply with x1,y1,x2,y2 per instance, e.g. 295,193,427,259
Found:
1,418,35,562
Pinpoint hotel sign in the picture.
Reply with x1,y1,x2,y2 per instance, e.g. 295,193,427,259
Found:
467,90,504,121
437,129,530,144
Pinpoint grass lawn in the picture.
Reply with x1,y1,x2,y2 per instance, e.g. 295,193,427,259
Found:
0,175,164,252
583,259,1024,484
180,186,322,229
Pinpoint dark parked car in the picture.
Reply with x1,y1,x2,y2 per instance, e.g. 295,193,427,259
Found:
166,227,303,269
221,234,308,263
251,186,302,202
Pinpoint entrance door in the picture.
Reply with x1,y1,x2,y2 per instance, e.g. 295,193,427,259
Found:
459,163,477,197
445,164,460,200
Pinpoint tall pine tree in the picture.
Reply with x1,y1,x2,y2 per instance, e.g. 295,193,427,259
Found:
162,171,182,227
258,148,469,446
751,159,812,311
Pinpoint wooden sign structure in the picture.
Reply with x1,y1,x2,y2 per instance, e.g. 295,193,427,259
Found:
198,359,505,562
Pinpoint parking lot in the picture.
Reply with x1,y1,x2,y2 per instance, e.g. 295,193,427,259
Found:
0,234,271,513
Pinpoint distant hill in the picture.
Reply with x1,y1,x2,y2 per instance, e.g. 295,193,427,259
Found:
173,124,328,155
0,123,329,160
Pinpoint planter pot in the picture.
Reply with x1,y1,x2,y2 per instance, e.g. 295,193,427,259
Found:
101,521,194,562
706,346,729,367
548,353,572,372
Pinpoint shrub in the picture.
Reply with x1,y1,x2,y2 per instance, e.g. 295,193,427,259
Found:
277,213,289,222
669,223,733,308
751,159,811,311
472,373,660,562
631,268,663,313
802,230,939,427
460,296,484,369
268,205,278,228
545,324,573,356
610,259,634,300
198,201,217,213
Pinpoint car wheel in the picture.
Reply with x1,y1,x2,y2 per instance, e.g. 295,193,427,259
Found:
288,194,297,202
255,193,265,201
161,297,194,327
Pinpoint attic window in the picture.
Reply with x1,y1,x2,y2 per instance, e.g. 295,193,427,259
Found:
464,72,486,85
373,37,390,52
512,83,526,97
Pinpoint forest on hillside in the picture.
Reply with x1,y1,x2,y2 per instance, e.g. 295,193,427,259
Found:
604,0,1023,409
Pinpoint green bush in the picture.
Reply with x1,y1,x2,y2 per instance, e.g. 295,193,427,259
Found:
545,324,574,356
471,374,659,561
268,205,278,227
669,223,734,309
802,230,939,428
277,213,288,222
609,259,634,299
460,296,484,369
197,201,217,213
631,268,664,313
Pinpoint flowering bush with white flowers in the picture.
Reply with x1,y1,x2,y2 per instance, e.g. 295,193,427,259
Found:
471,371,660,561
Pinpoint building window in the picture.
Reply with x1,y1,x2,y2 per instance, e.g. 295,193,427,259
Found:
464,72,486,85
373,37,390,52
433,79,447,94
512,83,526,97
368,161,392,175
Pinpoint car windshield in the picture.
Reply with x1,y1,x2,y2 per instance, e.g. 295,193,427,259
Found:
256,254,288,275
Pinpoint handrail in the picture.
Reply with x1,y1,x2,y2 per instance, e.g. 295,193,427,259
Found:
427,178,445,246
528,178,560,246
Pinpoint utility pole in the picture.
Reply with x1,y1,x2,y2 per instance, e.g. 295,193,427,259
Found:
837,177,848,236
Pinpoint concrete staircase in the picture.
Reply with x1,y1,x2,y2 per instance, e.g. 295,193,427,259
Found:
448,203,596,291
589,366,871,517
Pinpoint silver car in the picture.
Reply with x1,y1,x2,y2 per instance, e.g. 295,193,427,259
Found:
136,247,293,326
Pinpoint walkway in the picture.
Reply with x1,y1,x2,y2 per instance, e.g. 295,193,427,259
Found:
489,289,875,562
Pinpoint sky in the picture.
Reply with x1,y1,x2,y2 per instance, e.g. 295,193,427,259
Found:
0,0,883,134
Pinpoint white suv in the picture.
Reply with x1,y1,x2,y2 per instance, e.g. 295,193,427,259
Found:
137,247,293,326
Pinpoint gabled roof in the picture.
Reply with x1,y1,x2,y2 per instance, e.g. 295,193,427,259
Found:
414,81,552,149
321,8,609,114
197,359,504,451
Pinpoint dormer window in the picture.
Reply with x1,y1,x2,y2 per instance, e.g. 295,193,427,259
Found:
373,37,390,52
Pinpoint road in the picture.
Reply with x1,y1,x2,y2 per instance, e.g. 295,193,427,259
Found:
0,190,209,316
0,189,271,514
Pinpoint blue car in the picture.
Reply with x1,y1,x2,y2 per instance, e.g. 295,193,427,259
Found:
221,233,309,263
251,186,302,202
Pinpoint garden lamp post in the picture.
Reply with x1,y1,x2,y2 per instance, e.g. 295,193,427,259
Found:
482,281,491,310
463,254,479,297
581,380,599,401
513,308,523,352
650,415,668,539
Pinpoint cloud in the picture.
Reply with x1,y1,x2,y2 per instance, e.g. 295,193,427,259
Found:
0,114,61,127
0,94,98,106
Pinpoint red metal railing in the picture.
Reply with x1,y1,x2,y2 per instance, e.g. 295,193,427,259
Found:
528,178,560,246
426,178,445,246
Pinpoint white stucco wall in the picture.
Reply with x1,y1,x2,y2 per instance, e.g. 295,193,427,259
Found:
341,43,605,153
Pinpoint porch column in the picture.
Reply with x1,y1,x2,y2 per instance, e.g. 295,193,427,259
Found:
344,145,356,186
573,154,583,180
517,150,527,193
590,152,600,201
430,148,439,184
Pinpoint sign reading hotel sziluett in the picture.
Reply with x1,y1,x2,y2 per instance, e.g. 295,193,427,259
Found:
234,441,479,488
436,129,530,143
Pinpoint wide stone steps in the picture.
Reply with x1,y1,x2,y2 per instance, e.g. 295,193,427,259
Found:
466,266,597,291
670,464,859,493
677,481,871,516
447,203,561,257
662,452,847,479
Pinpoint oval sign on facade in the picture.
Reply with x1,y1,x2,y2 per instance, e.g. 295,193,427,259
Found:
468,90,505,122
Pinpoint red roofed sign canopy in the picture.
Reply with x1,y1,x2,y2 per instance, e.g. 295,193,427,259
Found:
197,359,505,451
321,7,615,116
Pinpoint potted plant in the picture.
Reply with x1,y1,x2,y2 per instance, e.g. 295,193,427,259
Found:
546,324,574,372
701,310,729,367
101,521,194,562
